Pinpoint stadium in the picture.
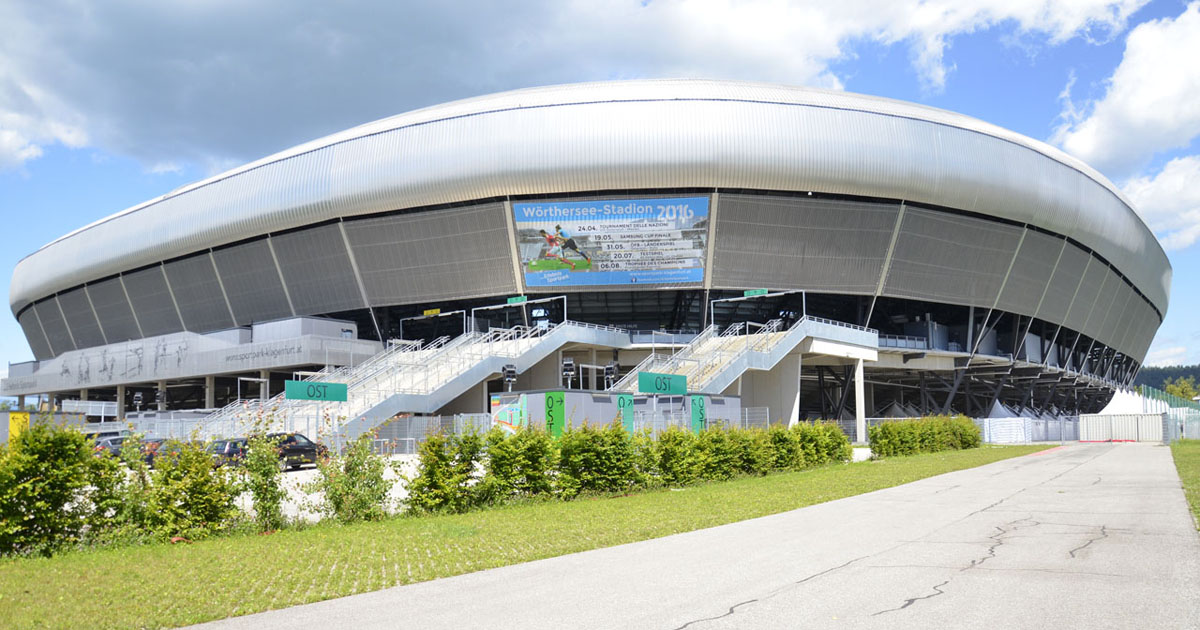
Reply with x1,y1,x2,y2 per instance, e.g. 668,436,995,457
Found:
1,79,1171,442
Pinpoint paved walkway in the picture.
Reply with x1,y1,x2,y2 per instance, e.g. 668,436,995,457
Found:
196,444,1200,629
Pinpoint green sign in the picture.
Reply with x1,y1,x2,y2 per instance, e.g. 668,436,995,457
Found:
616,393,635,433
284,380,348,402
638,372,687,395
507,295,528,305
545,391,565,437
690,395,707,433
743,288,769,297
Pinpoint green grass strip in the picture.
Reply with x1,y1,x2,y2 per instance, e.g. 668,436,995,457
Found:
1170,439,1200,529
0,445,1045,629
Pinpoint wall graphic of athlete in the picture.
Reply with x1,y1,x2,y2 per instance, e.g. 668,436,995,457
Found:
554,225,592,263
538,229,576,270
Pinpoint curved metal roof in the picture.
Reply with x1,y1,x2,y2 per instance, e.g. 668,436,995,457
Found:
10,79,1171,318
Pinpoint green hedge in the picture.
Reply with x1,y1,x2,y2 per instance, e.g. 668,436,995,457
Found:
406,421,852,513
867,415,982,457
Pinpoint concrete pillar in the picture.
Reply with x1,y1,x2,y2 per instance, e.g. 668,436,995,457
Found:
589,348,597,390
80,389,88,401
259,370,271,401
784,354,802,427
156,381,167,411
16,395,25,410
854,358,866,444
116,385,126,421
204,375,216,409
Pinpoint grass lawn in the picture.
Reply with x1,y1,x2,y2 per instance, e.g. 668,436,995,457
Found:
0,445,1045,629
1171,439,1200,528
527,257,592,272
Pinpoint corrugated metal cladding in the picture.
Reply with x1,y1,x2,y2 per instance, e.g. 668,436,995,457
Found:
33,298,73,355
1064,260,1107,334
996,230,1064,318
342,203,517,304
882,208,1024,308
10,80,1170,320
1037,244,1089,325
211,239,293,325
711,194,897,293
56,287,105,349
120,266,182,338
17,308,51,360
85,278,140,344
270,223,365,315
162,254,233,332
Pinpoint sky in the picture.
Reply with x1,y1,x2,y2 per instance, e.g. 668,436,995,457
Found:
2,0,1200,380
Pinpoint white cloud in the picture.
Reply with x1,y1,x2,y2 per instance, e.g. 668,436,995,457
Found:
1123,155,1200,250
1143,343,1188,367
1054,2,1200,176
0,0,1146,171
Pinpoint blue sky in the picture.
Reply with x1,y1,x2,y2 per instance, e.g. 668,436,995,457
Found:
2,0,1199,377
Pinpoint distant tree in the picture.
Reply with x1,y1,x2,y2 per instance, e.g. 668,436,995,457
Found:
0,400,11,411
1164,375,1199,400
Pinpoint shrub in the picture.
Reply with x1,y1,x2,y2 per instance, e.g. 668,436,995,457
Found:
243,435,286,531
147,440,240,540
480,427,556,504
767,425,804,470
792,422,852,466
404,433,459,514
730,428,773,476
0,422,94,556
310,434,391,523
695,428,739,481
868,415,982,457
655,426,700,486
556,422,636,497
630,428,659,488
405,430,486,514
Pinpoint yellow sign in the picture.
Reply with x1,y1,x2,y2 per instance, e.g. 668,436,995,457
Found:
422,308,441,316
8,411,30,442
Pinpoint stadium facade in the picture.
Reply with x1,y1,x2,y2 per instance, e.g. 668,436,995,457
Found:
2,80,1171,432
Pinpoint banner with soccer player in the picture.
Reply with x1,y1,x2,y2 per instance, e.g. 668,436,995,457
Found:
513,196,710,287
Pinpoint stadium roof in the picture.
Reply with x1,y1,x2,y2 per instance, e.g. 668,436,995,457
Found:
10,78,1171,318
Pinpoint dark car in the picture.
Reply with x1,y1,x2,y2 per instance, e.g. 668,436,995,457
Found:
268,433,327,470
93,436,129,458
207,439,248,467
139,438,167,467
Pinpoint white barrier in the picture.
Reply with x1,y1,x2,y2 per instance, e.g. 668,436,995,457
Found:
1079,413,1164,442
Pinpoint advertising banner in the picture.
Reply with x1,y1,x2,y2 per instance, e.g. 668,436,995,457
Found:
513,196,709,287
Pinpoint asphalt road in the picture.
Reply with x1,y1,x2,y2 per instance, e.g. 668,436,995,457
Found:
195,443,1200,629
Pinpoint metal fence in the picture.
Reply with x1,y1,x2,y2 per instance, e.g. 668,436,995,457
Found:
368,414,493,455
863,416,1079,445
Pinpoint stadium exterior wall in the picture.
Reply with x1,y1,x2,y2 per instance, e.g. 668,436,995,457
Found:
8,80,1170,365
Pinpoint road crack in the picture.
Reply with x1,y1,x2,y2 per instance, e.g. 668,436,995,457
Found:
1068,525,1109,559
870,580,951,616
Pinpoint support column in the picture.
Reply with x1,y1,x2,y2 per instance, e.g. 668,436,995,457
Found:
156,381,167,411
590,348,597,391
16,395,25,410
204,376,216,409
116,385,126,422
854,358,866,444
785,354,802,427
80,389,88,401
259,370,271,401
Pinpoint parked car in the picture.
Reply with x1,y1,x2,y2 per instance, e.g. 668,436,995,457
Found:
206,438,248,467
93,436,129,458
269,433,327,470
139,438,167,467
